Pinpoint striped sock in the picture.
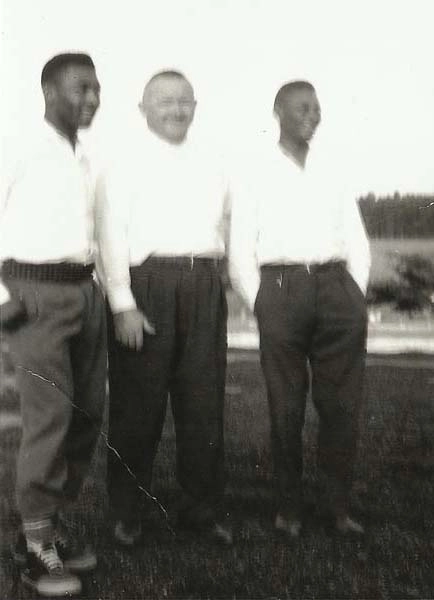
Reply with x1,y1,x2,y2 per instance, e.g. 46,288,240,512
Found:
23,517,55,546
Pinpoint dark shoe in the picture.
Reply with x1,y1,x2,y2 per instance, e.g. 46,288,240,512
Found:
177,514,233,545
274,513,302,539
335,514,364,535
55,526,97,572
113,520,142,546
242,519,268,541
12,533,28,567
206,522,233,546
14,530,97,573
20,542,82,597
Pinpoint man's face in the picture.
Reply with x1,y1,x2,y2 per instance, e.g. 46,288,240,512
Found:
278,88,321,143
48,64,101,131
140,76,196,144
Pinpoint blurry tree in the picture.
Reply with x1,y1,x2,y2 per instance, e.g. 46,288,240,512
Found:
358,194,434,238
367,254,434,317
394,254,434,315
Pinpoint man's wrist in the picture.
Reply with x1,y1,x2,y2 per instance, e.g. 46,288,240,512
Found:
0,283,11,306
107,286,137,314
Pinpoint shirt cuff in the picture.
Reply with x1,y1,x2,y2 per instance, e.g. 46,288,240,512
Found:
0,282,11,305
107,285,137,314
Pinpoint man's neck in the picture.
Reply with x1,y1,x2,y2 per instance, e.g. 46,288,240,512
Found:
44,114,77,149
278,135,309,168
146,123,188,147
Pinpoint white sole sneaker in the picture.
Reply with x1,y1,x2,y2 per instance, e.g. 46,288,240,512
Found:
21,570,82,597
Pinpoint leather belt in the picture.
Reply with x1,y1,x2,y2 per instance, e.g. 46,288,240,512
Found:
1,259,95,283
261,260,346,274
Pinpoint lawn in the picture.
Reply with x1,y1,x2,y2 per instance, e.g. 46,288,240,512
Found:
1,352,434,599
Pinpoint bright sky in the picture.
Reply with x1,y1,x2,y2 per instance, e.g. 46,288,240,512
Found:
1,0,433,195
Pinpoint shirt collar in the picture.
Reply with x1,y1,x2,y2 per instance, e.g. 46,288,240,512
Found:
43,119,83,157
276,137,318,172
144,128,190,153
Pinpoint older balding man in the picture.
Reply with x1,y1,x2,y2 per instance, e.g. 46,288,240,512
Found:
97,70,232,546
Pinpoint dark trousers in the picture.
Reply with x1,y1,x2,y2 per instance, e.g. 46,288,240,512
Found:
255,262,367,518
5,278,107,521
107,257,227,526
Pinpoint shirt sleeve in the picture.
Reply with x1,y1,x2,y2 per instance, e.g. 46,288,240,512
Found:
94,163,137,313
0,143,19,305
216,162,231,254
228,172,260,312
341,193,371,294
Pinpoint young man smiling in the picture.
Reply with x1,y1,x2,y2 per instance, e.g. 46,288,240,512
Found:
0,53,105,596
230,80,371,539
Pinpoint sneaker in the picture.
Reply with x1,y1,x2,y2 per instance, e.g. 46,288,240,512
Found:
55,527,97,572
21,542,82,597
113,520,142,546
14,530,97,573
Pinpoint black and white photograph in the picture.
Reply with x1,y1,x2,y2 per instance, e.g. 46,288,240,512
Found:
1,1,434,598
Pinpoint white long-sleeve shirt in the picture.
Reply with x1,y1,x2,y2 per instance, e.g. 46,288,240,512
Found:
229,141,371,311
0,120,96,304
96,128,228,313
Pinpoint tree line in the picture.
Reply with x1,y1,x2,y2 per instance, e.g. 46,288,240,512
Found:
358,193,434,238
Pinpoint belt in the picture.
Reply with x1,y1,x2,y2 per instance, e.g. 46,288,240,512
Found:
1,259,95,283
132,255,223,272
261,260,346,274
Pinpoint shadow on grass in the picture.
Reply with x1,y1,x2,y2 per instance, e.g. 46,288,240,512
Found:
2,356,434,598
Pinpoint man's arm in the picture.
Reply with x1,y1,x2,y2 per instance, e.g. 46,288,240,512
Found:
95,168,154,350
342,195,371,295
228,175,260,313
0,144,28,327
0,143,13,305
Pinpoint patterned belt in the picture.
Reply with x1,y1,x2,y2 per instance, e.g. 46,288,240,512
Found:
1,259,95,283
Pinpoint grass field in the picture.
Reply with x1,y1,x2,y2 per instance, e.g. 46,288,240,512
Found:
2,353,434,599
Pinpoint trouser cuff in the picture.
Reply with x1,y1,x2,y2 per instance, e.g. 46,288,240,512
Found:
23,516,56,544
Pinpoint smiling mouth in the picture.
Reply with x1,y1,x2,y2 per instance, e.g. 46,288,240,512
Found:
302,124,318,137
80,109,95,118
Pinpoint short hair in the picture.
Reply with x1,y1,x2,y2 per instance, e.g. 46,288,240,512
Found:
142,70,192,102
147,69,187,85
41,52,95,86
274,80,316,113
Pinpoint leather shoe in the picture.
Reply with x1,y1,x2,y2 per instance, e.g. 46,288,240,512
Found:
113,521,142,546
206,522,233,545
274,513,302,539
335,514,364,535
178,516,233,546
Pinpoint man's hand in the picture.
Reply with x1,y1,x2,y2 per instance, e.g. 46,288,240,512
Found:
113,308,155,351
0,297,27,331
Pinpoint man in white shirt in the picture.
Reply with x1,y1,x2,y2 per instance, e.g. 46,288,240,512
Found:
97,70,232,545
230,80,371,538
0,53,105,597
